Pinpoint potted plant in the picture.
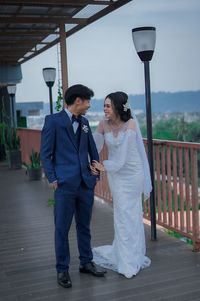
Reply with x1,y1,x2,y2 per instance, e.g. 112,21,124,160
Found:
25,149,42,180
6,127,22,169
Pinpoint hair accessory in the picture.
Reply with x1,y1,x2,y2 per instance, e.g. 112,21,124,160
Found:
123,101,130,112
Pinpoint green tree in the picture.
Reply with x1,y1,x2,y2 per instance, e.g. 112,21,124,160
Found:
176,116,188,142
153,118,178,140
186,122,200,142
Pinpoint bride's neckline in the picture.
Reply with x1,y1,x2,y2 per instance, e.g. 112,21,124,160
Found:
108,120,125,131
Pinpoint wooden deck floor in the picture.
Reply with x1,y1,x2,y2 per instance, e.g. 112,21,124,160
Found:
1,162,200,301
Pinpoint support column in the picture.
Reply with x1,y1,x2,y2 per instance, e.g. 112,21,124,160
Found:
59,22,68,104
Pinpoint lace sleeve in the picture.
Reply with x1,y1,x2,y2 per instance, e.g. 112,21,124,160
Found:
93,120,105,153
103,126,136,173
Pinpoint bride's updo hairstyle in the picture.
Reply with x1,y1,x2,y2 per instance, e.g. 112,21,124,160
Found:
106,91,132,122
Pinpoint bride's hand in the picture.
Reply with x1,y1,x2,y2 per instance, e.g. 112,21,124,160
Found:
92,160,105,172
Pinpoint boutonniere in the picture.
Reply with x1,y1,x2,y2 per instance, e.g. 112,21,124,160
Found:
82,125,89,133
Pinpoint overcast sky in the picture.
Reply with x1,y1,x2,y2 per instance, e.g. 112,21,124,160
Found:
16,0,200,103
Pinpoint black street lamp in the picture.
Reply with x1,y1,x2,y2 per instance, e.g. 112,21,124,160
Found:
132,26,157,240
7,84,17,128
42,67,56,114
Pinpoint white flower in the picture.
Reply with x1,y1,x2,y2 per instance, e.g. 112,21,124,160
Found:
82,125,89,133
123,101,130,112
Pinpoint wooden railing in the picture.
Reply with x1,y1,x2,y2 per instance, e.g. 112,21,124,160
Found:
17,128,200,251
96,139,200,251
17,128,41,164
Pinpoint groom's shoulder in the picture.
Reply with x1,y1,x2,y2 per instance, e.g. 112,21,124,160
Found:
81,115,89,125
44,111,64,125
45,111,62,117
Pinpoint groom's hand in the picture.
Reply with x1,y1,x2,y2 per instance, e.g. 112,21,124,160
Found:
53,181,58,191
89,163,99,176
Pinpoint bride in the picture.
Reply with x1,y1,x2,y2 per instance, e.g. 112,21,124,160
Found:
92,91,152,278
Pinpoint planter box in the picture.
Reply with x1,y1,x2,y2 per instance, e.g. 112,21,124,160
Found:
7,150,22,169
28,168,42,181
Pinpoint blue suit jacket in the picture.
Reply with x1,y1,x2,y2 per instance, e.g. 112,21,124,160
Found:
40,110,99,189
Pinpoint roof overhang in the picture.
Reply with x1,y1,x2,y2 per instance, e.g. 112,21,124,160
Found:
0,0,132,66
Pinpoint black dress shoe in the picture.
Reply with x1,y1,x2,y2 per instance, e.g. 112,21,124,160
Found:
57,271,72,288
79,262,106,277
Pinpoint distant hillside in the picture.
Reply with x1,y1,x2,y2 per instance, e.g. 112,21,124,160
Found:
129,91,200,113
41,90,200,115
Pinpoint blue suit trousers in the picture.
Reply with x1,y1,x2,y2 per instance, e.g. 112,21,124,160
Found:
54,181,94,272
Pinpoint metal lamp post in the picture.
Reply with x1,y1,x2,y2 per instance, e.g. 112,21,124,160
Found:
132,26,157,240
42,67,56,114
7,84,17,128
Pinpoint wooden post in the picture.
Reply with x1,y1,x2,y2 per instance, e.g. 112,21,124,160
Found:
184,148,191,234
172,147,178,228
167,146,172,226
178,148,184,231
161,144,167,224
191,149,199,252
59,22,68,106
156,144,161,221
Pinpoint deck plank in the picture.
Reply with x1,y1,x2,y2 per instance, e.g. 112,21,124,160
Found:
0,162,200,301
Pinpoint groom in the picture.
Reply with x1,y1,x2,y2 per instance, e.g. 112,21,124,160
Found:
40,84,106,288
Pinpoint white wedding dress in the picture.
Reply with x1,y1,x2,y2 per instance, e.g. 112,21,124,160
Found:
92,118,151,278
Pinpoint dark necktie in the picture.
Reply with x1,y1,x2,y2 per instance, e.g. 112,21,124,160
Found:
72,114,81,124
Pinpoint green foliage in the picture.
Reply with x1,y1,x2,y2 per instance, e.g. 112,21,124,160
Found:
0,120,6,150
154,130,176,140
48,198,55,206
17,111,27,128
139,114,200,142
24,149,41,169
151,115,200,143
90,125,98,133
153,117,179,141
177,116,188,141
0,96,21,152
0,97,9,156
55,82,63,112
6,127,21,151
186,121,200,142
140,125,147,138
30,149,40,168
164,229,193,245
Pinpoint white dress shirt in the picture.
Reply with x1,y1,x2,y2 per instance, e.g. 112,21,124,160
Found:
65,107,80,134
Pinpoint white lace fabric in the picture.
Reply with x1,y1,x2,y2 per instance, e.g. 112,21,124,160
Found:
92,118,151,278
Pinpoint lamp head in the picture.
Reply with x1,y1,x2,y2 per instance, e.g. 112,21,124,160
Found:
42,67,56,87
132,27,156,62
7,84,17,95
